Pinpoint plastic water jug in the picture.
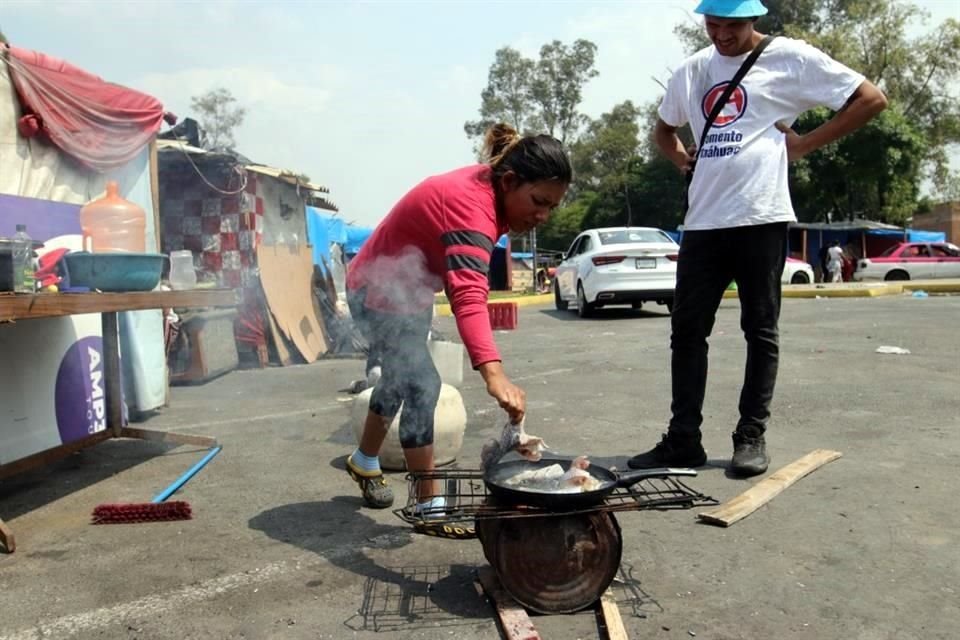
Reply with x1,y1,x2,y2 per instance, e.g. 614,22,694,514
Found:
168,250,197,290
79,181,146,253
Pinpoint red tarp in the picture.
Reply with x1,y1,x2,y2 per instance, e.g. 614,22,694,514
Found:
4,45,171,172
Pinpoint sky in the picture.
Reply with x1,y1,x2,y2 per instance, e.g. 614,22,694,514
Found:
3,0,959,227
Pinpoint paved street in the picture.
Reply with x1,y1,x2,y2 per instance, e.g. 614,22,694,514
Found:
2,294,958,640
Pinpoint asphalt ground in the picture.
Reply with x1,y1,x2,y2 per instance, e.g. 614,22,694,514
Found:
1,293,958,639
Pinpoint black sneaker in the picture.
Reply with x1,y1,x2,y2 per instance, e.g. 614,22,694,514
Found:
627,433,707,469
730,431,769,476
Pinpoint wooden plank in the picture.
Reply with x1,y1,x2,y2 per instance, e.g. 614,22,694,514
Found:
0,431,113,481
598,589,629,640
698,449,843,527
477,566,542,640
0,289,238,321
0,517,16,553
120,427,217,449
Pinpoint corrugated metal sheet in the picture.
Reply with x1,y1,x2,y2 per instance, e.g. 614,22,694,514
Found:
244,164,329,193
157,141,331,195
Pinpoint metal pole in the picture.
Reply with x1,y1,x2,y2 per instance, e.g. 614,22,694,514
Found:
625,181,632,227
530,229,538,293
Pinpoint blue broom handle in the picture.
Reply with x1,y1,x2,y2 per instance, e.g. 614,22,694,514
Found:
152,446,222,503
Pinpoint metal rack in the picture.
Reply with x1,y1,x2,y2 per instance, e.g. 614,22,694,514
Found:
393,468,718,535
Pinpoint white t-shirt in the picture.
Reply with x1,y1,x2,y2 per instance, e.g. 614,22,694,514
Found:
659,37,865,230
827,245,844,266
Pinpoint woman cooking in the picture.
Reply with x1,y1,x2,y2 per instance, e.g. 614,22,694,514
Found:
345,123,572,515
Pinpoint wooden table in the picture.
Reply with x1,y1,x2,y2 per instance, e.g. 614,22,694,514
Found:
0,289,238,553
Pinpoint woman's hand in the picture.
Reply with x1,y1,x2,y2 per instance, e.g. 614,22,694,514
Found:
478,362,526,424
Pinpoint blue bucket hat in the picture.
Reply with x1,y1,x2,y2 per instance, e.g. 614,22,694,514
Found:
694,0,768,18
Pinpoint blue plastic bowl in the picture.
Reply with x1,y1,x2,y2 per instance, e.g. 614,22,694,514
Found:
63,252,165,292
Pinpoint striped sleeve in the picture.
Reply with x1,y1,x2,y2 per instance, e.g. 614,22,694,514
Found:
442,229,500,368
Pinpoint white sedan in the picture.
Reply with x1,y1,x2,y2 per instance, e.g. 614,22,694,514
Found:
554,227,678,317
783,257,814,284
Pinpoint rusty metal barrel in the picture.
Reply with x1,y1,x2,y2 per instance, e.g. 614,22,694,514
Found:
476,512,622,614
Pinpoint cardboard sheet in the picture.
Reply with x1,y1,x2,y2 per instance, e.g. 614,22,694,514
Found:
257,244,329,363
267,306,294,366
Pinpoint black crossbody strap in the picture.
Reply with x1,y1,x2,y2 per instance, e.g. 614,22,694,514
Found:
696,35,776,154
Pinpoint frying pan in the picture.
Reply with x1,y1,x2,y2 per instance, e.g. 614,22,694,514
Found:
484,456,697,511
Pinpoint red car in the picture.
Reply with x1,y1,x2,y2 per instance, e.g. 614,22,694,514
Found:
854,242,960,281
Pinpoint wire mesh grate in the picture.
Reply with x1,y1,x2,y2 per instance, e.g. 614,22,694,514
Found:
393,468,717,533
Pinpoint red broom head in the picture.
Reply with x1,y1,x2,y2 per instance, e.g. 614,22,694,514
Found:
91,501,192,525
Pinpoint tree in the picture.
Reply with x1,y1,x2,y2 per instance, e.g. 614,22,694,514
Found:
790,106,927,224
464,48,538,139
529,39,599,143
538,193,596,252
579,157,686,232
570,101,643,195
537,98,692,249
190,88,246,150
465,39,598,146
537,101,641,250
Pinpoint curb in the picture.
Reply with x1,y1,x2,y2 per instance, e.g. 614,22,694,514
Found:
722,279,960,300
435,280,960,317
435,293,553,317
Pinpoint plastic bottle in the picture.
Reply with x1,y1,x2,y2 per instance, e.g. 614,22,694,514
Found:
79,181,146,253
13,224,35,293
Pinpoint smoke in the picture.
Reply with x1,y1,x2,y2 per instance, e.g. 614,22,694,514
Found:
354,245,443,314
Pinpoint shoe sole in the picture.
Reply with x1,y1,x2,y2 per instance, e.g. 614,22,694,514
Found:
728,463,768,477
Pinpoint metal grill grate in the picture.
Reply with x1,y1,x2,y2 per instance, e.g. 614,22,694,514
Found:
393,468,718,533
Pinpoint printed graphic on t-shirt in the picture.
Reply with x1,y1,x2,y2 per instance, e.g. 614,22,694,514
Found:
698,81,748,159
701,81,748,127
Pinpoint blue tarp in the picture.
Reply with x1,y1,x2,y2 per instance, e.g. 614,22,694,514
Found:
306,206,333,266
496,234,509,249
869,228,946,243
345,226,374,255
306,206,374,267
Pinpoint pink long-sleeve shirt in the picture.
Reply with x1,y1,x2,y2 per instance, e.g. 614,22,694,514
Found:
346,165,507,368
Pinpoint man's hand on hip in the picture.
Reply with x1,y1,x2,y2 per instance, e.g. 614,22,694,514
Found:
775,122,811,162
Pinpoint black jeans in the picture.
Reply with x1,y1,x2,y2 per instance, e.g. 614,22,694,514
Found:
668,222,788,439
347,288,440,449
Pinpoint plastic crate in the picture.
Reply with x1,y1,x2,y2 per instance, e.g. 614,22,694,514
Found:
487,302,518,330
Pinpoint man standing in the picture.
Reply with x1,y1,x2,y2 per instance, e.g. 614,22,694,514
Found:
827,240,845,283
628,0,886,475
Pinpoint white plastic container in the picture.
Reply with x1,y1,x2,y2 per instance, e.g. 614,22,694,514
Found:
428,340,465,388
351,383,467,470
168,250,197,290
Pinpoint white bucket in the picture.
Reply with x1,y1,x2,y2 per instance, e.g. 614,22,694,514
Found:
428,340,464,388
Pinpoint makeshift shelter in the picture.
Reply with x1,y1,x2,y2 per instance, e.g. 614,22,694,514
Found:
788,219,946,264
156,139,338,367
0,44,169,462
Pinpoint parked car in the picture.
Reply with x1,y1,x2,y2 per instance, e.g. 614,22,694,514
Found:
853,242,960,281
553,227,678,317
783,257,814,284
